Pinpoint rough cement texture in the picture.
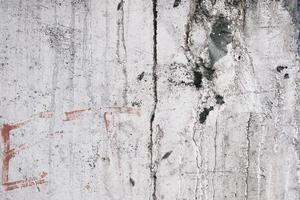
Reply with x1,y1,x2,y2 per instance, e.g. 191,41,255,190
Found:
0,0,299,200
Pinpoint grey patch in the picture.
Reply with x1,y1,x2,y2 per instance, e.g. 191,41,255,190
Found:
209,15,233,67
224,0,241,7
194,0,212,21
215,94,225,105
44,26,77,53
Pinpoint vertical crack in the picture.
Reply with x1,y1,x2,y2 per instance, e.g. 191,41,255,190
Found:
245,113,252,200
150,0,158,200
117,0,128,105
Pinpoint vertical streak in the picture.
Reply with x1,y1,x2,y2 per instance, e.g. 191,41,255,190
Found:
245,113,252,200
150,0,158,200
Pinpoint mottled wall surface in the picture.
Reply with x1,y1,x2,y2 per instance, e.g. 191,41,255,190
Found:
0,0,299,200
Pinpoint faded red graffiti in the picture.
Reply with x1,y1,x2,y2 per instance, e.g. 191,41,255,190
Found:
1,123,47,191
1,106,140,191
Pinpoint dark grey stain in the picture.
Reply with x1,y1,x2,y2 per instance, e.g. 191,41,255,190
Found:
199,106,214,124
284,73,289,79
209,15,233,68
224,0,240,7
173,0,181,7
162,151,173,160
276,65,288,73
129,178,135,186
137,72,145,81
195,60,215,81
193,70,203,89
215,94,225,105
117,1,123,10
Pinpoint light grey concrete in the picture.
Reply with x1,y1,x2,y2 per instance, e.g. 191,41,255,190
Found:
0,0,299,199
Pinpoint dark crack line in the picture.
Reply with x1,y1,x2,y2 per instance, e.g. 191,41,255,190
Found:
150,0,158,200
245,113,252,200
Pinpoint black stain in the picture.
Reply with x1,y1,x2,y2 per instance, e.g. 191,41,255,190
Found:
173,0,181,7
162,151,173,160
117,1,123,10
276,65,287,73
193,70,203,89
215,94,225,105
129,177,135,186
137,72,145,81
199,106,214,124
284,73,289,79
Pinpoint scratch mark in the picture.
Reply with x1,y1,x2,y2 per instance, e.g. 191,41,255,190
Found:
245,112,252,200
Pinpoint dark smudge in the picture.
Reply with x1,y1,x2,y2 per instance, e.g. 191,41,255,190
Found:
193,70,203,89
162,151,173,160
215,94,225,105
276,65,288,73
284,73,289,79
137,72,145,81
199,106,214,124
209,15,233,68
173,0,181,7
129,177,135,186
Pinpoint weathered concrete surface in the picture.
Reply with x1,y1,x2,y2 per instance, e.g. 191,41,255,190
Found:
0,0,299,199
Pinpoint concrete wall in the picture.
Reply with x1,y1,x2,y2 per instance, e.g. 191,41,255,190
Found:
0,0,299,199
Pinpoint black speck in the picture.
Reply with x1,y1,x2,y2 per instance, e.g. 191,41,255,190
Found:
215,94,225,105
137,72,145,81
276,65,287,73
129,178,135,186
162,151,173,160
199,107,214,124
173,0,181,7
193,70,202,89
88,162,95,168
284,73,289,79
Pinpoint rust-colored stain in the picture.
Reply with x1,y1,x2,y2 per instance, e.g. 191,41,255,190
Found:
103,112,114,132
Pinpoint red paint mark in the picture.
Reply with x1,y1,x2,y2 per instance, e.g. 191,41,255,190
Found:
1,123,47,191
3,171,47,191
102,107,140,132
63,108,91,121
103,112,115,132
